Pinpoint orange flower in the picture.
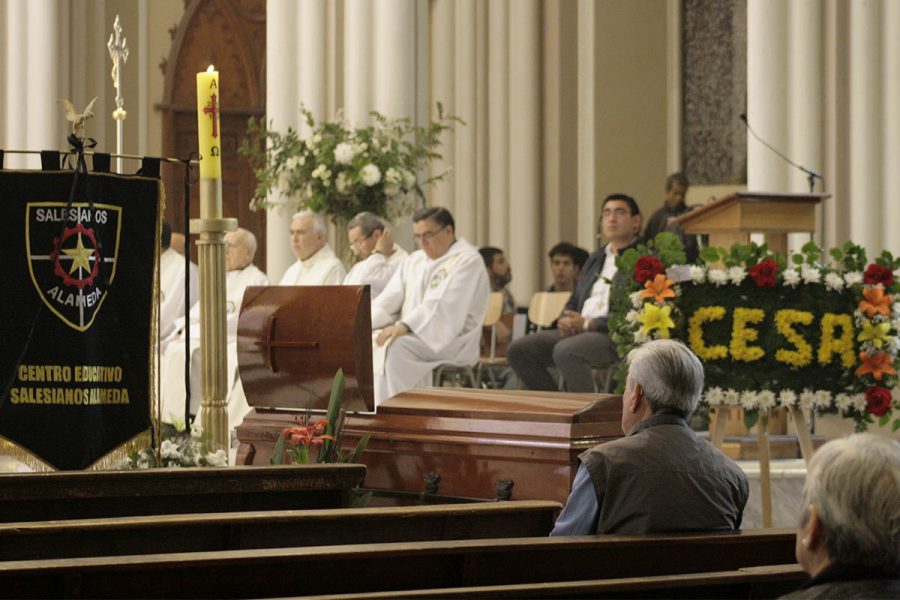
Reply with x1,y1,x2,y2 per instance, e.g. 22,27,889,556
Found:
855,351,897,381
859,284,892,317
639,273,676,304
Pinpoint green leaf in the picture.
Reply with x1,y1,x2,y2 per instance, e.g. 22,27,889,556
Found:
892,419,900,432
270,432,286,465
801,240,820,254
743,409,759,430
699,247,721,264
829,248,843,262
347,432,372,464
878,414,890,427
320,368,345,462
792,254,804,265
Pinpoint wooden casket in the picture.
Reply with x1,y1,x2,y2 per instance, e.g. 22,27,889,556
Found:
234,285,623,504
237,389,622,504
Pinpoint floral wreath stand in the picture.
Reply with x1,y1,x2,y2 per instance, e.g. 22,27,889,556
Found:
709,406,816,528
614,228,900,529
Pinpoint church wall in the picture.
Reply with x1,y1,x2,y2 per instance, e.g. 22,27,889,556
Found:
594,0,669,248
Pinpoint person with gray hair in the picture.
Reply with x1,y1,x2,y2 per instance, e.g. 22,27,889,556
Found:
279,210,346,285
344,211,407,299
551,339,748,535
160,226,269,438
781,433,899,599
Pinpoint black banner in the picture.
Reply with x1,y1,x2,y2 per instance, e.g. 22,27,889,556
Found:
0,170,159,470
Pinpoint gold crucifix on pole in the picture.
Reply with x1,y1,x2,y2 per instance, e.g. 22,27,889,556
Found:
107,15,128,174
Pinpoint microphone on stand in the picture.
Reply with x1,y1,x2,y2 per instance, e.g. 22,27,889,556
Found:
740,113,825,193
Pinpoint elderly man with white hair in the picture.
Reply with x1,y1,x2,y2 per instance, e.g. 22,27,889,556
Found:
160,227,268,428
782,433,899,599
551,339,749,536
279,210,346,285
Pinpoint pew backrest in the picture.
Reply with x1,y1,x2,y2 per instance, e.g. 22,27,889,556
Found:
0,464,365,521
0,529,798,599
0,500,561,560
309,564,808,599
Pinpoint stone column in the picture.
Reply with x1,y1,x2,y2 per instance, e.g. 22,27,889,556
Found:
373,0,415,119
883,0,900,256
508,0,540,301
487,0,509,251
747,0,789,251
576,0,595,249
747,1,789,191
848,0,882,248
343,0,372,126
298,0,327,124
429,0,455,214
2,0,61,169
265,0,300,282
3,0,28,167
787,0,823,250
453,0,477,240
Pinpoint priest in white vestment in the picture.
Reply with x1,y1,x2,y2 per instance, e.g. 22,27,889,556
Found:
343,211,408,299
158,222,198,340
160,227,268,430
371,207,489,406
279,210,346,285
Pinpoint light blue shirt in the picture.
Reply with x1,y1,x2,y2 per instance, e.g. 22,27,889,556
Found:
549,463,599,536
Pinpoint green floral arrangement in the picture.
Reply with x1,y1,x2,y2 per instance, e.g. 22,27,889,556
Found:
609,236,900,432
119,420,228,469
239,105,461,222
270,369,372,506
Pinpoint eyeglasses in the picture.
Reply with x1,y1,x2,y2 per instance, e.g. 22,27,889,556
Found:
414,226,447,242
602,208,630,218
349,232,373,249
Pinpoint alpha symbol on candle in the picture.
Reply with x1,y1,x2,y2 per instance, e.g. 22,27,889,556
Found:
203,93,219,138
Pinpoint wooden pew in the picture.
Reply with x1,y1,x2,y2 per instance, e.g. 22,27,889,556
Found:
314,564,808,599
0,529,799,599
0,501,561,560
0,465,365,521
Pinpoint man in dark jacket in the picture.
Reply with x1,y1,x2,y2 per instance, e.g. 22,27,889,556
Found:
507,194,641,392
550,339,749,535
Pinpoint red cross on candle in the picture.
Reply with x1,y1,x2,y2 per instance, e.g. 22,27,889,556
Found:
203,93,219,138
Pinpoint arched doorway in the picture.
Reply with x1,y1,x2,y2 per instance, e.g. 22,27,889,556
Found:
159,0,267,269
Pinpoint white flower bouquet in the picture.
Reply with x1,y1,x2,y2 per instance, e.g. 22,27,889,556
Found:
119,421,228,469
240,105,461,222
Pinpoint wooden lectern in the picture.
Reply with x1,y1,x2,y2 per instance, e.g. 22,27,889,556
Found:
673,191,828,256
235,285,374,414
234,286,624,503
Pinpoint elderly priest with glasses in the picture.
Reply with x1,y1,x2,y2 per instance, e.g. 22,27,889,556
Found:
371,207,489,406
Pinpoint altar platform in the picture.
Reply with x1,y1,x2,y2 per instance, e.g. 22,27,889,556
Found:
737,459,806,529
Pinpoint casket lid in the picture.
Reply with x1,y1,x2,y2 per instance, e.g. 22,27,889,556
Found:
378,388,621,424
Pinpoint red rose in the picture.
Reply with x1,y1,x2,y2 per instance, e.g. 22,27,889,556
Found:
749,258,778,288
634,256,665,284
865,386,893,417
864,263,894,287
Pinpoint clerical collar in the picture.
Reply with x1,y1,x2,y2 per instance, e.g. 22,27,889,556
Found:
300,244,333,265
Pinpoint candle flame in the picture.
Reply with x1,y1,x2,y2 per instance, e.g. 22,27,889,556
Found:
207,65,215,73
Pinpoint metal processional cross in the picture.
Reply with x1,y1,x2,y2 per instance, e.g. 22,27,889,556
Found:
107,15,129,173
